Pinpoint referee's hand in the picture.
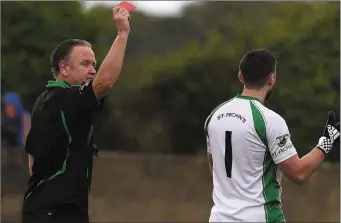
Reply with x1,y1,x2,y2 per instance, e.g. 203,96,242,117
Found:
316,111,340,155
113,6,131,35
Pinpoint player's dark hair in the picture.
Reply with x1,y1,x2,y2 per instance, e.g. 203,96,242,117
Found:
239,48,278,89
51,39,92,77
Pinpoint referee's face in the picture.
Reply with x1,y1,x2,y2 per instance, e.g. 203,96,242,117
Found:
67,46,97,84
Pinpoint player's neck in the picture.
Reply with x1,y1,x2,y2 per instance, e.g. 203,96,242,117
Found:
241,88,266,103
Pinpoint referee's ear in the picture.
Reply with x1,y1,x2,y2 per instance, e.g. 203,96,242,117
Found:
238,71,244,84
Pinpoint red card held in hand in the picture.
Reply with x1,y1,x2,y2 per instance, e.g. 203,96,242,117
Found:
118,1,136,12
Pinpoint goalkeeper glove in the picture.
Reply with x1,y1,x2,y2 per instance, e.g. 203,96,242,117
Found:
316,111,340,155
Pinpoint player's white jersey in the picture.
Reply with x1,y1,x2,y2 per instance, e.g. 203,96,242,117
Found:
204,94,297,223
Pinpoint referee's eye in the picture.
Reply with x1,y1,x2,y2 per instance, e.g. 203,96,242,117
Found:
81,60,96,67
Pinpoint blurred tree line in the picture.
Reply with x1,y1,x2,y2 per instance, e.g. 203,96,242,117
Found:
2,2,340,161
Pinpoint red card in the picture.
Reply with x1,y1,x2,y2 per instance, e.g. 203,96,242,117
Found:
118,1,136,12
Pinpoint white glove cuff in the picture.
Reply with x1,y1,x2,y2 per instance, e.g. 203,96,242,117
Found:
316,136,333,155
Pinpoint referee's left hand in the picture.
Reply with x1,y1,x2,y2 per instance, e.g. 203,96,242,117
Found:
113,6,131,35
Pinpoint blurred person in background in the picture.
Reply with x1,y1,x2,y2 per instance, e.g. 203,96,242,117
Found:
1,92,31,167
204,49,340,223
21,6,131,223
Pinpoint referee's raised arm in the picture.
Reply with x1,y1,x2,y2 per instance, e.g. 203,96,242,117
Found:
93,6,131,100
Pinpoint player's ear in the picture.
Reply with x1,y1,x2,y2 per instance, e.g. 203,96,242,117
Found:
268,73,275,86
238,71,244,84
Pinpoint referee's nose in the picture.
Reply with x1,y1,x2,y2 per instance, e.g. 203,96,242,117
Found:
89,67,97,77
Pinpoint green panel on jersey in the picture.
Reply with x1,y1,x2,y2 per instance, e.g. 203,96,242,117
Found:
250,101,285,223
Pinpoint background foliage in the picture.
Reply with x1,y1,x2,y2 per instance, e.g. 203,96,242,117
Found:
2,1,340,161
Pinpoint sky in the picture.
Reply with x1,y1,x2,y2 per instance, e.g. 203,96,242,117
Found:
84,1,199,17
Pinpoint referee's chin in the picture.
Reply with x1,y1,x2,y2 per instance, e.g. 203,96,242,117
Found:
85,78,94,83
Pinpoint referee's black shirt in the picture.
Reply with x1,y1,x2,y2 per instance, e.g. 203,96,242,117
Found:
22,80,100,217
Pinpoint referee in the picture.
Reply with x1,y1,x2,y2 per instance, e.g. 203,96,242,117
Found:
21,6,131,223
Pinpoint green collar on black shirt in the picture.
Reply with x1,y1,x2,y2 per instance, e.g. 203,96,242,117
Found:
46,80,71,89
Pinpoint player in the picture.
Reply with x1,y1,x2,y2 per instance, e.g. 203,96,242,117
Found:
204,48,340,223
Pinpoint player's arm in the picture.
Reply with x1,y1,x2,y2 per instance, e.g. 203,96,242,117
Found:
278,149,325,184
207,151,213,177
93,6,130,100
270,112,340,185
205,131,213,176
204,115,214,177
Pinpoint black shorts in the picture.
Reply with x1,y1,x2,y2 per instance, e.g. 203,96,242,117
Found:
22,205,89,223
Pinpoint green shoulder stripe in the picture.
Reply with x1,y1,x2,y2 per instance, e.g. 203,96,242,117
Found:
250,101,284,223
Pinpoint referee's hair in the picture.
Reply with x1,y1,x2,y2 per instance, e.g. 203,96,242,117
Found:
239,48,278,89
51,39,92,78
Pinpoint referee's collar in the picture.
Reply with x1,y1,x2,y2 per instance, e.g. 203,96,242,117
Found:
46,80,71,89
236,94,263,104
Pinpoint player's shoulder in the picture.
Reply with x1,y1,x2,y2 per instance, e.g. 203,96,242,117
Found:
205,98,235,120
255,102,287,127
204,97,236,129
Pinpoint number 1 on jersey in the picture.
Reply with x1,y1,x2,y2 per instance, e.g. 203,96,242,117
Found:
225,131,233,178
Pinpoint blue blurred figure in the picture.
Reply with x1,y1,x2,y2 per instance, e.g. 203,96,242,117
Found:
1,92,31,167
